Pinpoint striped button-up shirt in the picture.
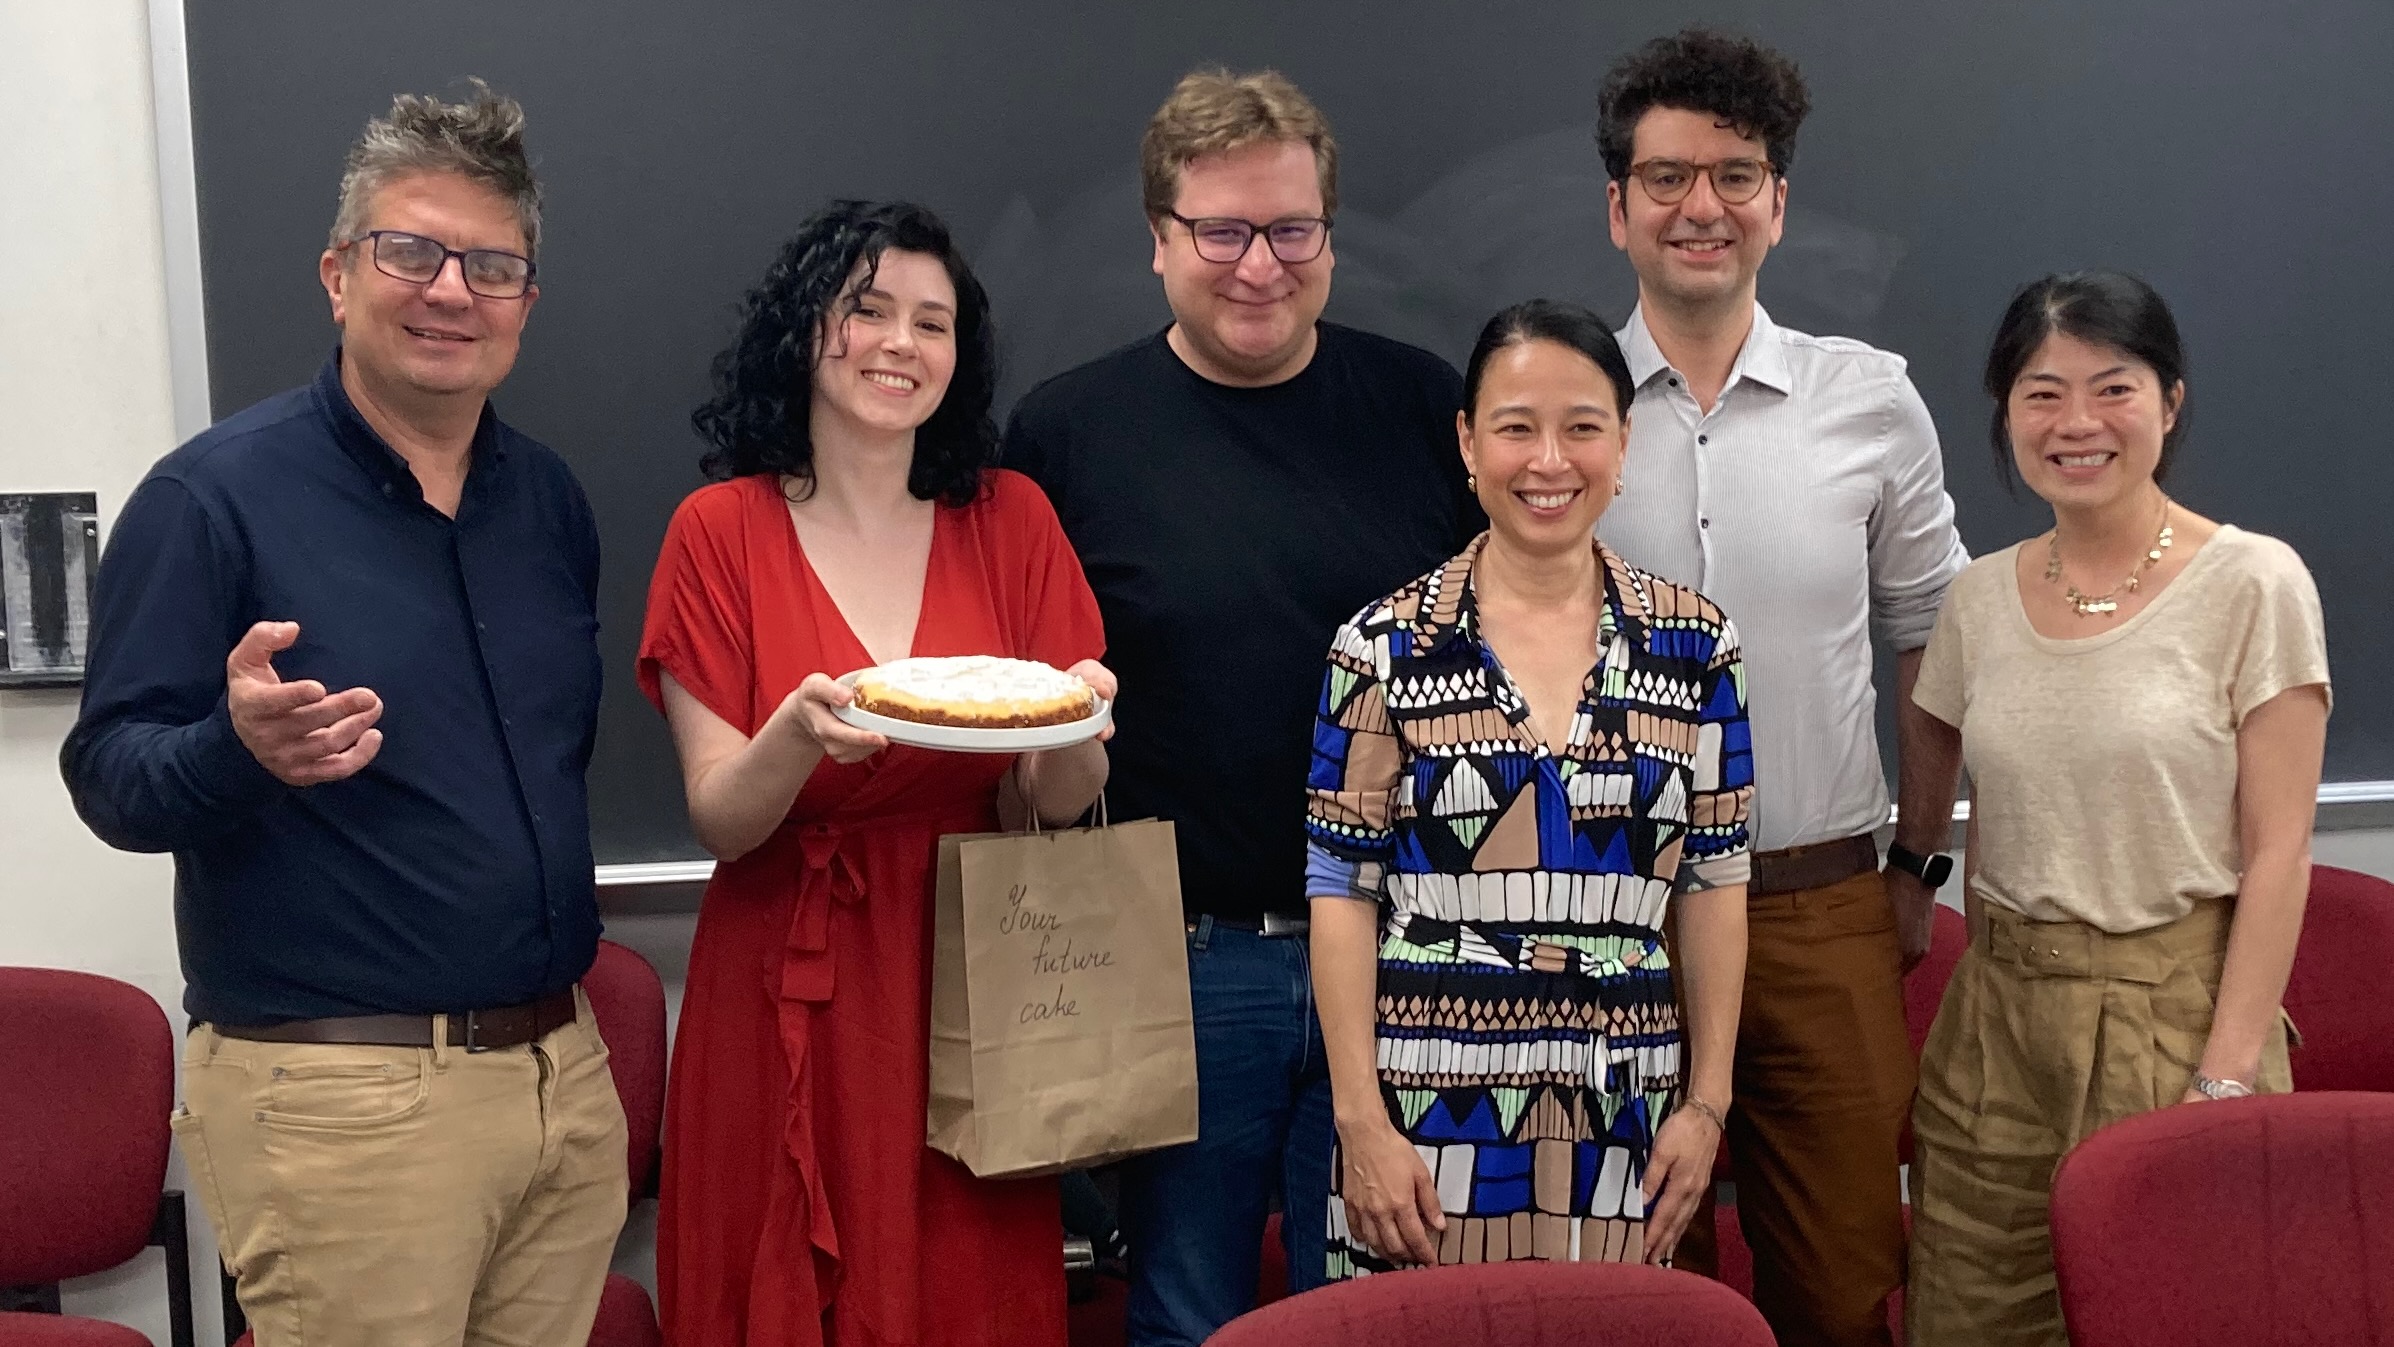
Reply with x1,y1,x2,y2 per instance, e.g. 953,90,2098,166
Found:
1597,305,1968,853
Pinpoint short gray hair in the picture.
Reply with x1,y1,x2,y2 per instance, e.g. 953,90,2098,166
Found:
329,79,541,255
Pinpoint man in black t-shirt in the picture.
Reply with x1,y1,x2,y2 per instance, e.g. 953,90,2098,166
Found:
1004,69,1478,1345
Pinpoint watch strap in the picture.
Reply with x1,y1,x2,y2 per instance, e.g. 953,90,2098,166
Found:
1886,843,1954,889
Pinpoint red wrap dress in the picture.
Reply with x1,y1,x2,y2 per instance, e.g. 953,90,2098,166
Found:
636,470,1104,1347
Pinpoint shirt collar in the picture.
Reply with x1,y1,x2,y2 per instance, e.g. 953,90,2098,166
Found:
1408,532,1650,656
1620,301,1794,397
311,348,507,505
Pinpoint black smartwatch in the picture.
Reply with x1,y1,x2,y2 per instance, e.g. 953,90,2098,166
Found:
1885,843,1954,889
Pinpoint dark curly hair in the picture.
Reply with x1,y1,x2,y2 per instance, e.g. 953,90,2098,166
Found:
692,200,997,506
1596,29,1811,183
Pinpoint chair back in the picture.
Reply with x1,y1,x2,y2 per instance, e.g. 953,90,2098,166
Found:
2283,865,2394,1091
2050,1091,2394,1345
1203,1260,1773,1346
0,967,173,1284
581,940,667,1198
1903,903,1969,1057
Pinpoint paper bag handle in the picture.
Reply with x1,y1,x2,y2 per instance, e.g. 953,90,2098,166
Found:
1023,789,1107,836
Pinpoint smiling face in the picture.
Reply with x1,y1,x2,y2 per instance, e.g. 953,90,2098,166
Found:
1460,339,1630,555
2005,330,2182,512
319,171,536,402
810,249,959,442
1606,106,1785,318
1151,138,1334,386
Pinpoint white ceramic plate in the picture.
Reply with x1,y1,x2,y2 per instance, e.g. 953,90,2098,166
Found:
831,670,1110,754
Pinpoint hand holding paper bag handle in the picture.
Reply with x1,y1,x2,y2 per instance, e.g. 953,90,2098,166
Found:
999,658,1115,830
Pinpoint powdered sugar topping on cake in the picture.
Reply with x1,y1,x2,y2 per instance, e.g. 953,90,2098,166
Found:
857,656,1089,706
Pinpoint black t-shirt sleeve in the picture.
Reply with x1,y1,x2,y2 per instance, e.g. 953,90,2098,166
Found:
1414,352,1485,547
999,395,1056,494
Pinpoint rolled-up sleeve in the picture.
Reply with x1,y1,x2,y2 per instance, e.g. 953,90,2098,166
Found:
60,476,283,852
1868,372,1969,650
1682,617,1755,892
1304,618,1400,904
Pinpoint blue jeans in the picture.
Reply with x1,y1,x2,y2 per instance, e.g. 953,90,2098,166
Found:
1120,917,1334,1346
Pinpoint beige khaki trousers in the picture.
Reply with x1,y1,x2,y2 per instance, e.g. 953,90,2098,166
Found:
171,987,629,1347
1906,899,2292,1347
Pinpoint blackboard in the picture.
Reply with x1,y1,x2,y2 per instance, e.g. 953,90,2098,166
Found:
184,0,2394,864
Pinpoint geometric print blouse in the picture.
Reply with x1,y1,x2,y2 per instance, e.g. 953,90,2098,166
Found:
1303,536,1753,1275
1304,535,1756,938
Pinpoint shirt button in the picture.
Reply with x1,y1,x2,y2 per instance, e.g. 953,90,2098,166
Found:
381,483,395,497
1700,518,1711,529
1698,435,1710,445
1668,377,1680,387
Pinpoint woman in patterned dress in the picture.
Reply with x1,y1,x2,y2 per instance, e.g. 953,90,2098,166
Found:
1305,299,1752,1278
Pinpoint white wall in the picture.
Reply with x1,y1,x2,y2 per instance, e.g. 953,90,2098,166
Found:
0,0,212,1341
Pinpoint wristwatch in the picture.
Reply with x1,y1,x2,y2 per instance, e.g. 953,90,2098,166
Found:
1885,843,1954,889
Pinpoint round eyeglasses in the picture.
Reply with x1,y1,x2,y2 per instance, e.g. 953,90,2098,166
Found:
339,230,536,299
1624,158,1777,206
1167,212,1333,264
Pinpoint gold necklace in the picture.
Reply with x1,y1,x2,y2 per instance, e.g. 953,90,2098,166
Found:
2045,498,2173,617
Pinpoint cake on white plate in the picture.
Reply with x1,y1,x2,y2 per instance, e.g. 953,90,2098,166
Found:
850,656,1097,729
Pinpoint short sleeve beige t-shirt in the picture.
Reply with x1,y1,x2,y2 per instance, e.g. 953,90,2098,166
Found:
1913,526,2330,933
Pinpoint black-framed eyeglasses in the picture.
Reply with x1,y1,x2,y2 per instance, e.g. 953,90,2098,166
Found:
338,230,537,298
1166,212,1333,264
1624,158,1777,206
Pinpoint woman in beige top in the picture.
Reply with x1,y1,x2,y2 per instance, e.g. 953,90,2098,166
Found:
1904,271,2330,1347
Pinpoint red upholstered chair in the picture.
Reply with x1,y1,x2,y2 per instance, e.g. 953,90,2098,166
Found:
0,1318,156,1346
2049,1091,2394,1346
226,941,669,1347
2282,865,2394,1091
582,940,669,1347
0,967,187,1347
1902,904,1969,1060
1895,901,1969,1169
1205,1260,1772,1346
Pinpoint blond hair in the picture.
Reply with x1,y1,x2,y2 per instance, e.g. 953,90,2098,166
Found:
1139,68,1338,226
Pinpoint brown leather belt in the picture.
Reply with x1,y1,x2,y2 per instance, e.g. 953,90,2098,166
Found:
215,989,577,1052
1750,833,1880,897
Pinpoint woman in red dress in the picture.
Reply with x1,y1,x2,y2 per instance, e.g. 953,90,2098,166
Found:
638,201,1109,1347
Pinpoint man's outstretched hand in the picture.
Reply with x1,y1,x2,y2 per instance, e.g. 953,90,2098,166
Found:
226,621,383,786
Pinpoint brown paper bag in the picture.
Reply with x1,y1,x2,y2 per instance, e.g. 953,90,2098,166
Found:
927,814,1197,1178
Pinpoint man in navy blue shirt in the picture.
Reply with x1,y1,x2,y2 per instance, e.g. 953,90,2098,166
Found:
63,83,626,1346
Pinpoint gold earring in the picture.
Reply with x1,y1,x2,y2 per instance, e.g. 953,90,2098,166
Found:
1614,480,1625,496
1466,473,1477,492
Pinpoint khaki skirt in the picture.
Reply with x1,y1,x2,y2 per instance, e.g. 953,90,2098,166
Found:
1905,898,2292,1347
